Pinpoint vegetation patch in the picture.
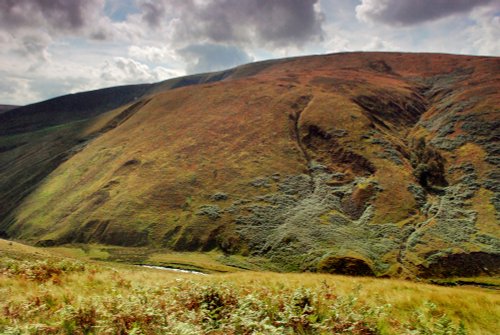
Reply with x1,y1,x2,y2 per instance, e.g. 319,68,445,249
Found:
1,253,492,335
196,205,222,220
316,255,375,276
235,169,410,274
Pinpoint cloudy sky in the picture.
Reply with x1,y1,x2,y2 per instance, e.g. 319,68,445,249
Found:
1,0,499,105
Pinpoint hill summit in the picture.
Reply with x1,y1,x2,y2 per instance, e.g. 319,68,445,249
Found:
1,52,499,278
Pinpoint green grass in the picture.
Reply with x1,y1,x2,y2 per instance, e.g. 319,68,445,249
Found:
45,244,276,273
47,245,110,260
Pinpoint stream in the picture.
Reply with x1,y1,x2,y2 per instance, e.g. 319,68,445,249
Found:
139,264,207,275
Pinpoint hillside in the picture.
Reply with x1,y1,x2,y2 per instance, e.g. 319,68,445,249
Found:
0,52,499,278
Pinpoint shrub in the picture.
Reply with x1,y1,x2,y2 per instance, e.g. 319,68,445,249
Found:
0,258,86,283
410,137,447,189
0,270,471,335
196,205,222,220
210,192,229,201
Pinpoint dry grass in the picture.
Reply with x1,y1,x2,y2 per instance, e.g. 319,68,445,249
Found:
0,239,54,260
218,272,500,333
0,240,498,334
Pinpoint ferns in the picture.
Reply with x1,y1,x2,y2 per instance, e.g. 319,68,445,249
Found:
0,257,474,334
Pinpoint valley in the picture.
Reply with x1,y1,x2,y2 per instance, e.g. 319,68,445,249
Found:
1,52,498,279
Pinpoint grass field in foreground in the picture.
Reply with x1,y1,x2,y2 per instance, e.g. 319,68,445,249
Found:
0,240,499,334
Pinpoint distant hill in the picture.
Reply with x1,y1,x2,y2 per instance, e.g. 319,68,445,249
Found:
1,52,499,278
0,85,153,135
0,104,19,114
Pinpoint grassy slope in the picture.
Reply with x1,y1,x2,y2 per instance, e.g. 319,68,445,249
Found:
0,103,135,228
2,52,500,278
0,238,54,260
0,73,244,231
1,239,499,334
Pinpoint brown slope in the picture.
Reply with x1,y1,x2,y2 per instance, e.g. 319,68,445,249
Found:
2,52,500,278
0,69,258,230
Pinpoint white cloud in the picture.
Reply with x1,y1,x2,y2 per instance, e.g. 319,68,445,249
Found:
0,76,41,105
179,43,252,73
464,6,500,55
324,34,351,53
100,57,180,84
128,45,179,64
364,36,400,51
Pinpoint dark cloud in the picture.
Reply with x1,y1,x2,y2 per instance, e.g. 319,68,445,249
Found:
0,0,101,32
140,0,324,47
179,43,252,73
139,0,166,28
356,0,495,26
0,0,110,62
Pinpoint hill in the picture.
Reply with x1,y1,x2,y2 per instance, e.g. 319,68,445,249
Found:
0,52,499,278
0,105,19,114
